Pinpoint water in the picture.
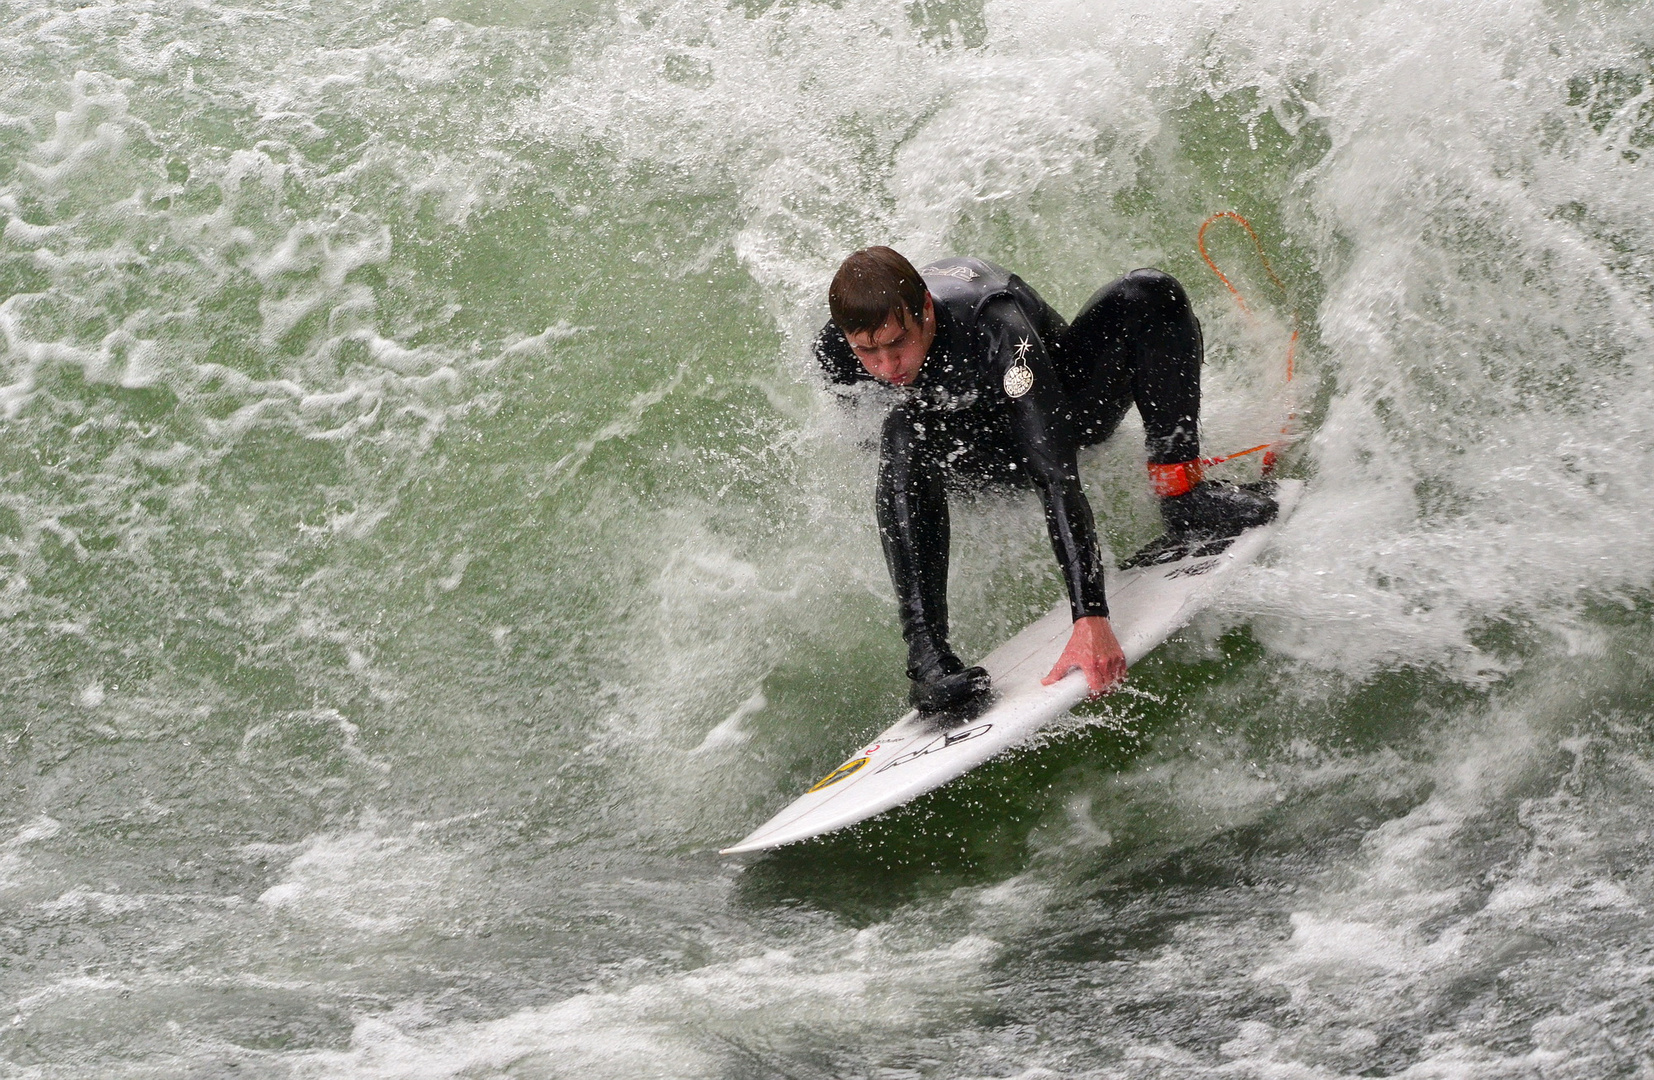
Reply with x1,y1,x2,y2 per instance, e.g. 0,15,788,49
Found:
2,0,1653,1075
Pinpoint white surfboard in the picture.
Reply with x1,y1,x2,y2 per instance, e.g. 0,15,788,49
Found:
720,480,1302,855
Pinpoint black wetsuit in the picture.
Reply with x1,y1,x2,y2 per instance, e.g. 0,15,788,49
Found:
814,258,1204,651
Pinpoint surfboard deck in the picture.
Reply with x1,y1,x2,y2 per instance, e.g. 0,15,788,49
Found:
719,479,1302,855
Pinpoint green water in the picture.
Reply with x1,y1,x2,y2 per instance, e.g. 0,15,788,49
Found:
2,0,1654,1075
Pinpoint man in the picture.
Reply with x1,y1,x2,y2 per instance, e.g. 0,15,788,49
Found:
814,247,1276,713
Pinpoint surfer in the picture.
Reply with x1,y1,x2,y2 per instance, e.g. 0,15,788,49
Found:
815,247,1277,713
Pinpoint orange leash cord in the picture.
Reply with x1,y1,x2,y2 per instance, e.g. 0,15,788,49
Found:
1194,211,1298,477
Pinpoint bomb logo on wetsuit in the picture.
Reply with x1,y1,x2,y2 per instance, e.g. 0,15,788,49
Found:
1003,337,1035,398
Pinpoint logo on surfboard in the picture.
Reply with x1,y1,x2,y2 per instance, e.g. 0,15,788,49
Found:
876,724,993,773
807,755,869,792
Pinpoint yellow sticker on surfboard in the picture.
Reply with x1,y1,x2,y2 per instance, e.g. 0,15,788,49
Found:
806,755,868,793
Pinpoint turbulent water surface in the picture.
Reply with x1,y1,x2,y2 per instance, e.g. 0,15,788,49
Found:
3,0,1654,1076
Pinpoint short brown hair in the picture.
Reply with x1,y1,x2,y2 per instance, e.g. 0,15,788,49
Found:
829,247,927,335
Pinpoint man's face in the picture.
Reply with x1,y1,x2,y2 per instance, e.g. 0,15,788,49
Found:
845,295,935,387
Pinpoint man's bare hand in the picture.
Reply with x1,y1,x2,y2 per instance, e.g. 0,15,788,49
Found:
1041,615,1127,697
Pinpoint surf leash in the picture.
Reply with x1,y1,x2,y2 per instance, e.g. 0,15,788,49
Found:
1195,211,1298,478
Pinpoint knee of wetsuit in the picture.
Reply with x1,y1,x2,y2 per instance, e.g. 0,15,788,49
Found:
1118,268,1189,313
